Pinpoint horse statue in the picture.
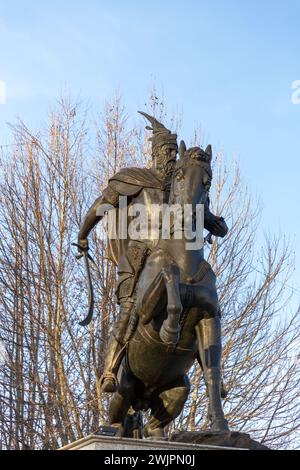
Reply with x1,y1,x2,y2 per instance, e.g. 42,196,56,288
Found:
107,142,229,438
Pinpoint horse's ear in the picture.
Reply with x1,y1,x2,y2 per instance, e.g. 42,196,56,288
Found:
205,144,212,161
179,140,186,159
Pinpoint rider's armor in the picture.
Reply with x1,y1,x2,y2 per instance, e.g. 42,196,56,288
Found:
98,174,172,391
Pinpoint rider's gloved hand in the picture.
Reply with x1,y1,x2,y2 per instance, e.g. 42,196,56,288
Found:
208,216,228,238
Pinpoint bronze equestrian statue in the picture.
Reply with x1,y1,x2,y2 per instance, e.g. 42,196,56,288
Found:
76,112,229,437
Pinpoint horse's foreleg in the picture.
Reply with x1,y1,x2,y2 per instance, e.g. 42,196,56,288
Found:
137,270,166,324
159,265,182,345
108,391,128,437
195,315,229,431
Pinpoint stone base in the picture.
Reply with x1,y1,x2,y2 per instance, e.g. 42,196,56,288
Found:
60,433,246,451
170,430,269,450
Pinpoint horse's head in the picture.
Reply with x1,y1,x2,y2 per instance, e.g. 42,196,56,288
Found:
170,141,213,208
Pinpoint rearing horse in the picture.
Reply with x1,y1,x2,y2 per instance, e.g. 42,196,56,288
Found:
108,143,229,437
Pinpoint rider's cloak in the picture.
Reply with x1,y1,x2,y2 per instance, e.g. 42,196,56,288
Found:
103,167,169,300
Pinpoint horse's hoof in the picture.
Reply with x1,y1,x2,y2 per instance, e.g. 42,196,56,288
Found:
143,426,165,439
159,323,180,345
211,417,230,432
101,377,117,393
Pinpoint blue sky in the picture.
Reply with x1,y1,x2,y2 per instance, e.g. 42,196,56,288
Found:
0,0,300,295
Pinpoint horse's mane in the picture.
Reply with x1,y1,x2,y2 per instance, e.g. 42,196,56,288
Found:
174,152,212,177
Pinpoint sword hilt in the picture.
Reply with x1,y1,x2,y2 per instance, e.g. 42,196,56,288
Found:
71,242,95,263
204,233,213,245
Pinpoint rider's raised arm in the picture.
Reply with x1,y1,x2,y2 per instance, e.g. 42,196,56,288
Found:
77,185,119,249
204,197,228,238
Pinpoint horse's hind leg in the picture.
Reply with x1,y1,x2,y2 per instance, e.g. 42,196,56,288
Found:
144,375,190,438
108,364,137,436
196,314,229,431
108,391,128,437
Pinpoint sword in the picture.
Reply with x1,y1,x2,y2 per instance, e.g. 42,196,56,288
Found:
72,243,95,326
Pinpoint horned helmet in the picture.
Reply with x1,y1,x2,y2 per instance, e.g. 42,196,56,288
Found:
138,111,178,176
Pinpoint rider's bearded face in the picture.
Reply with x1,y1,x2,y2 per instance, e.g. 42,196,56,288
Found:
153,145,177,176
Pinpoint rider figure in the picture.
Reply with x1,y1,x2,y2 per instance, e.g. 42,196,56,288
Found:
76,112,228,393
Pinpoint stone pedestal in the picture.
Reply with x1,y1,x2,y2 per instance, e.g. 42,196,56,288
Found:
170,430,269,450
60,434,245,451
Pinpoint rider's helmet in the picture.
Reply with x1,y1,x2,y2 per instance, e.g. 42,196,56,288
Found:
138,111,178,175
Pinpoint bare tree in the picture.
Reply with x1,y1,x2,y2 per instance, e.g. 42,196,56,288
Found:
0,93,299,450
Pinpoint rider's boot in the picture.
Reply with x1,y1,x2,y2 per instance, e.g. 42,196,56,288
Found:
100,334,123,393
101,299,136,393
